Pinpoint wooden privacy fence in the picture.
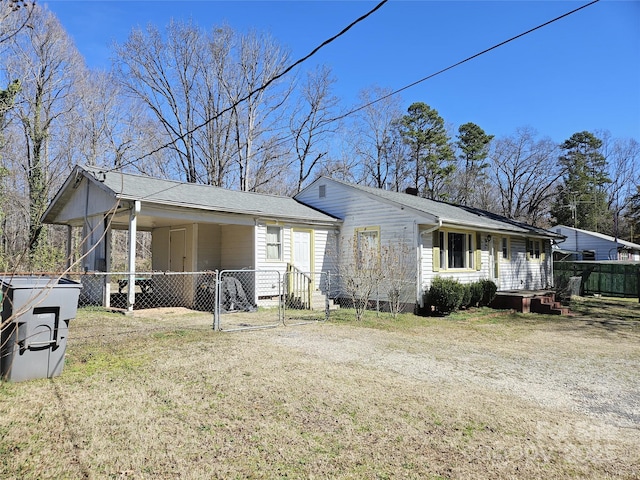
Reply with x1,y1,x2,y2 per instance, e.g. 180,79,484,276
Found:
554,261,640,299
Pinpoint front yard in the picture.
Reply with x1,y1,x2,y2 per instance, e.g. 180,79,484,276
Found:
1,298,639,479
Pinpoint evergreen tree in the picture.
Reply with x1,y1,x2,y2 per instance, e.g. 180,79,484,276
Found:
455,122,493,205
398,102,454,200
551,131,611,231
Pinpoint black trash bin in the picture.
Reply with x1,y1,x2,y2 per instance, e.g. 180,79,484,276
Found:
1,276,82,382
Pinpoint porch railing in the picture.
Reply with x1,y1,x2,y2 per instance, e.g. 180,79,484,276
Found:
285,263,312,309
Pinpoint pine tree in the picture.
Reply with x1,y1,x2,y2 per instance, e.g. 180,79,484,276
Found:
398,102,454,200
551,131,611,231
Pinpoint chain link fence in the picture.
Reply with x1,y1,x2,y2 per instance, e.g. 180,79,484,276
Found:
4,269,420,332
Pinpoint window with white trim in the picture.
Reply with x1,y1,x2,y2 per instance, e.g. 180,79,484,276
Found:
266,226,282,260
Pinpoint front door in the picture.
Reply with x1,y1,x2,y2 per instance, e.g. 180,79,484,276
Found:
170,228,186,272
293,230,312,273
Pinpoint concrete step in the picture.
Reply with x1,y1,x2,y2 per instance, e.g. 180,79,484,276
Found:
310,292,339,310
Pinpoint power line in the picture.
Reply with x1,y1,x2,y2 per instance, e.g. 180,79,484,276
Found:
115,0,389,171
326,0,601,123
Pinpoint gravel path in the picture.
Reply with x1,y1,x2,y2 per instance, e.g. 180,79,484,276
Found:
269,319,640,430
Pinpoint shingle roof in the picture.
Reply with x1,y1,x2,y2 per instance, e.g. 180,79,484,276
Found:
83,166,338,224
316,177,562,238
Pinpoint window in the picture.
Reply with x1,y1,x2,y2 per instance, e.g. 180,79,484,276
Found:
433,229,478,270
355,227,380,268
527,239,542,261
319,184,326,198
448,232,465,268
501,237,510,260
266,226,282,260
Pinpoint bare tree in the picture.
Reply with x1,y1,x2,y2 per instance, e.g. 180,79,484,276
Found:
0,0,35,45
114,20,204,182
599,132,640,238
351,86,407,190
288,65,339,193
2,5,84,266
222,30,291,191
489,127,562,226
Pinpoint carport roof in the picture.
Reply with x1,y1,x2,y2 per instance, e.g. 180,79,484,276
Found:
44,165,339,225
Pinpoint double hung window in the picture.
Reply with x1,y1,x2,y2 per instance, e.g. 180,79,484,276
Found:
266,226,282,260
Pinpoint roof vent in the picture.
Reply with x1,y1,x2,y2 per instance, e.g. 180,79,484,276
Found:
405,187,418,196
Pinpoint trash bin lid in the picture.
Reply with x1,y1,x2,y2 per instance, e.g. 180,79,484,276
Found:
0,276,81,290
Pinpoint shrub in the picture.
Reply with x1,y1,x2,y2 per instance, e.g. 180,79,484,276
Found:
460,283,472,308
469,281,483,307
479,279,498,306
428,277,465,315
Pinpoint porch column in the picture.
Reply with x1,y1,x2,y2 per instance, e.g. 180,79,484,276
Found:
65,225,73,270
127,201,141,312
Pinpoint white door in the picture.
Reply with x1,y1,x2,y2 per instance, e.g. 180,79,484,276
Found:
293,230,312,273
170,229,186,272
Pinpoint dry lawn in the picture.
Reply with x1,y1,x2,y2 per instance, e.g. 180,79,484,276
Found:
1,297,639,479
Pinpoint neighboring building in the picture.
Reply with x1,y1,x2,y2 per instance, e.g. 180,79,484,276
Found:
552,225,640,261
296,177,564,308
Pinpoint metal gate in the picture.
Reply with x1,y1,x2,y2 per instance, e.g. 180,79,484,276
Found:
214,270,282,331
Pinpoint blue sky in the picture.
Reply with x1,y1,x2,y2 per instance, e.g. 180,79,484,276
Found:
43,0,640,144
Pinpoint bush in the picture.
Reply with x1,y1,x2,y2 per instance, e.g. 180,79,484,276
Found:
479,279,498,306
427,277,465,315
469,281,484,307
460,283,472,308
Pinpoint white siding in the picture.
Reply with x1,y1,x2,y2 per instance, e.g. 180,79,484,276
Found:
555,226,637,261
298,180,422,302
420,230,491,290
298,178,555,297
499,238,552,290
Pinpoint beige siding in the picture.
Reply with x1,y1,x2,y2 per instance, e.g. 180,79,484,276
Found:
56,179,117,224
220,225,254,270
197,223,221,270
151,226,170,271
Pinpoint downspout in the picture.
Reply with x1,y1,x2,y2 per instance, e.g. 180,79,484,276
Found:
417,219,442,308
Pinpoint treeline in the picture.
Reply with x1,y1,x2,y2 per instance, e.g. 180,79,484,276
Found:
0,3,638,270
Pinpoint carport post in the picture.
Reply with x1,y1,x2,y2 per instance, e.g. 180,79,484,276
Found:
213,270,220,331
127,200,141,312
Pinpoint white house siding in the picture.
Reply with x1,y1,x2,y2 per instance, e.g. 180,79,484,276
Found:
297,181,423,303
419,229,491,293
499,238,552,290
253,224,334,300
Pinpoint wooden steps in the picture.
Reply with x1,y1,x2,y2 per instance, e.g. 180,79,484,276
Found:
530,294,570,316
491,291,570,316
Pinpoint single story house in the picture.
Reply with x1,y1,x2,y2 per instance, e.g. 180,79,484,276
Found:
295,177,564,308
552,225,640,261
43,166,564,311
